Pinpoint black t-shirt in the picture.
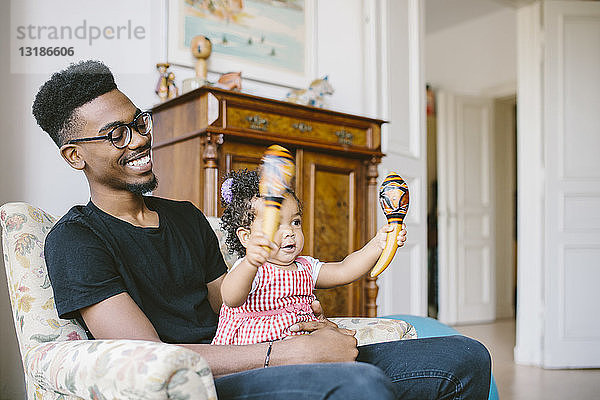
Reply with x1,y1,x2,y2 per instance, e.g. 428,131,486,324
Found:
44,196,227,344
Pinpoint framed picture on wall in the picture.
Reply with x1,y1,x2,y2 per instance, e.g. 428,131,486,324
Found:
167,0,317,88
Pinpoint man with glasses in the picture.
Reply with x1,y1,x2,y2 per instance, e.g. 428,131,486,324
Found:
33,60,490,399
65,109,152,148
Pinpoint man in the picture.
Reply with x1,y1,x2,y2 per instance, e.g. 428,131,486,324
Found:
34,60,491,399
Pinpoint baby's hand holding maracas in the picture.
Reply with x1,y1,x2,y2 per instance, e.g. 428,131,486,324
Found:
376,224,407,250
243,230,277,269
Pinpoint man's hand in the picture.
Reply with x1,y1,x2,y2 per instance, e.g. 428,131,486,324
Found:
289,300,355,336
280,301,359,364
293,325,359,363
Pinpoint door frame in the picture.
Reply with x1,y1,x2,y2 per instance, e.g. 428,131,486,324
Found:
514,1,545,366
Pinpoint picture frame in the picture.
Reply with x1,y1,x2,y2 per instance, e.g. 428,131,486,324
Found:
167,0,317,88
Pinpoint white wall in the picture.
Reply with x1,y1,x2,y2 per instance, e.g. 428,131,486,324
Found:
1,2,33,396
0,1,389,397
1,0,372,215
425,8,517,96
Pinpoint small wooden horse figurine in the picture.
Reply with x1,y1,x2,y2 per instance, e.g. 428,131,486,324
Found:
285,76,334,108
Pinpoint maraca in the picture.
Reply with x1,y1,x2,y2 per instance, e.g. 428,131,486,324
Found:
370,172,410,278
258,145,296,242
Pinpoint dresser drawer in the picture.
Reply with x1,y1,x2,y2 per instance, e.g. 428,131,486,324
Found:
225,105,369,148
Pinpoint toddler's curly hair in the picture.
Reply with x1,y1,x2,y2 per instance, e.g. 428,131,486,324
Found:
220,169,301,258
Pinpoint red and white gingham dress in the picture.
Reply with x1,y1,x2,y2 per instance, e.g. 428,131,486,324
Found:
212,256,321,345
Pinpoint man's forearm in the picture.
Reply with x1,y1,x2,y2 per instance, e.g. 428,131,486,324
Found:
180,327,358,377
179,341,282,377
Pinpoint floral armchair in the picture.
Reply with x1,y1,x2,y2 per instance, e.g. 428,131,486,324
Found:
1,202,415,400
1,203,217,400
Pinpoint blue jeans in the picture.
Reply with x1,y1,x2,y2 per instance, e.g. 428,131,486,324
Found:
214,335,491,399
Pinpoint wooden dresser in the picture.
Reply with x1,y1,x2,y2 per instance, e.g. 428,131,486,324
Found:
151,87,385,317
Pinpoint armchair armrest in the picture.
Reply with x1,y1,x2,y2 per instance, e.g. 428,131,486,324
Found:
331,317,417,346
24,339,217,400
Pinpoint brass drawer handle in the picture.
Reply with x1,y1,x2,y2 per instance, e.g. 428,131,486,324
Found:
334,129,354,145
292,122,313,133
246,115,269,131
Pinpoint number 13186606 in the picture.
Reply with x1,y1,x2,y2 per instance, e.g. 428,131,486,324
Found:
19,47,74,56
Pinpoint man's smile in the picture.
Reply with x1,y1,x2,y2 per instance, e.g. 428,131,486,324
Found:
124,151,152,173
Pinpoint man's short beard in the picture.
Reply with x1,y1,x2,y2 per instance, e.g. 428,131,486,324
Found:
126,174,158,195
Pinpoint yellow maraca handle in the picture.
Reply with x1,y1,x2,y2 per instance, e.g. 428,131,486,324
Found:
262,197,283,242
370,223,401,278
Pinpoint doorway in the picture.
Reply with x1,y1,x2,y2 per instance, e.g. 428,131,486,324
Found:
426,90,517,324
493,96,517,320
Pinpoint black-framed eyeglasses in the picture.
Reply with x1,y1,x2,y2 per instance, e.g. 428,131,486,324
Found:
66,111,153,149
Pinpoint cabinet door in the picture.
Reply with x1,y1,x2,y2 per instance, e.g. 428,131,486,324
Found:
300,150,367,317
220,141,264,174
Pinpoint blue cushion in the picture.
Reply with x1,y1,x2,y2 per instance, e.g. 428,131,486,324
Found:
385,314,499,400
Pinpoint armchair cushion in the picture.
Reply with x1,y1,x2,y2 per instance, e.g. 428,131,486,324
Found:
206,216,238,270
24,339,216,400
332,317,417,346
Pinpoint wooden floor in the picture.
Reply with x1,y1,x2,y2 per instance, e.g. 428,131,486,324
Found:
455,319,600,400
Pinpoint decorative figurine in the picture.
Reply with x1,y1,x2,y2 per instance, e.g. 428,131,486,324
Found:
370,172,410,278
258,145,296,243
191,34,212,80
215,71,242,91
182,35,212,93
285,76,334,108
167,71,178,99
155,62,170,102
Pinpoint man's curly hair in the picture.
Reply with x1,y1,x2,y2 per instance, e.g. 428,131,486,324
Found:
32,60,117,147
220,169,301,258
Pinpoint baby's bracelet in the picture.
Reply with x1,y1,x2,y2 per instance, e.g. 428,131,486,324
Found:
264,340,274,367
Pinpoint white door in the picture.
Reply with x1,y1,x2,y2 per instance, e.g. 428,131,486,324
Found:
373,0,428,317
437,92,495,325
543,0,600,368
